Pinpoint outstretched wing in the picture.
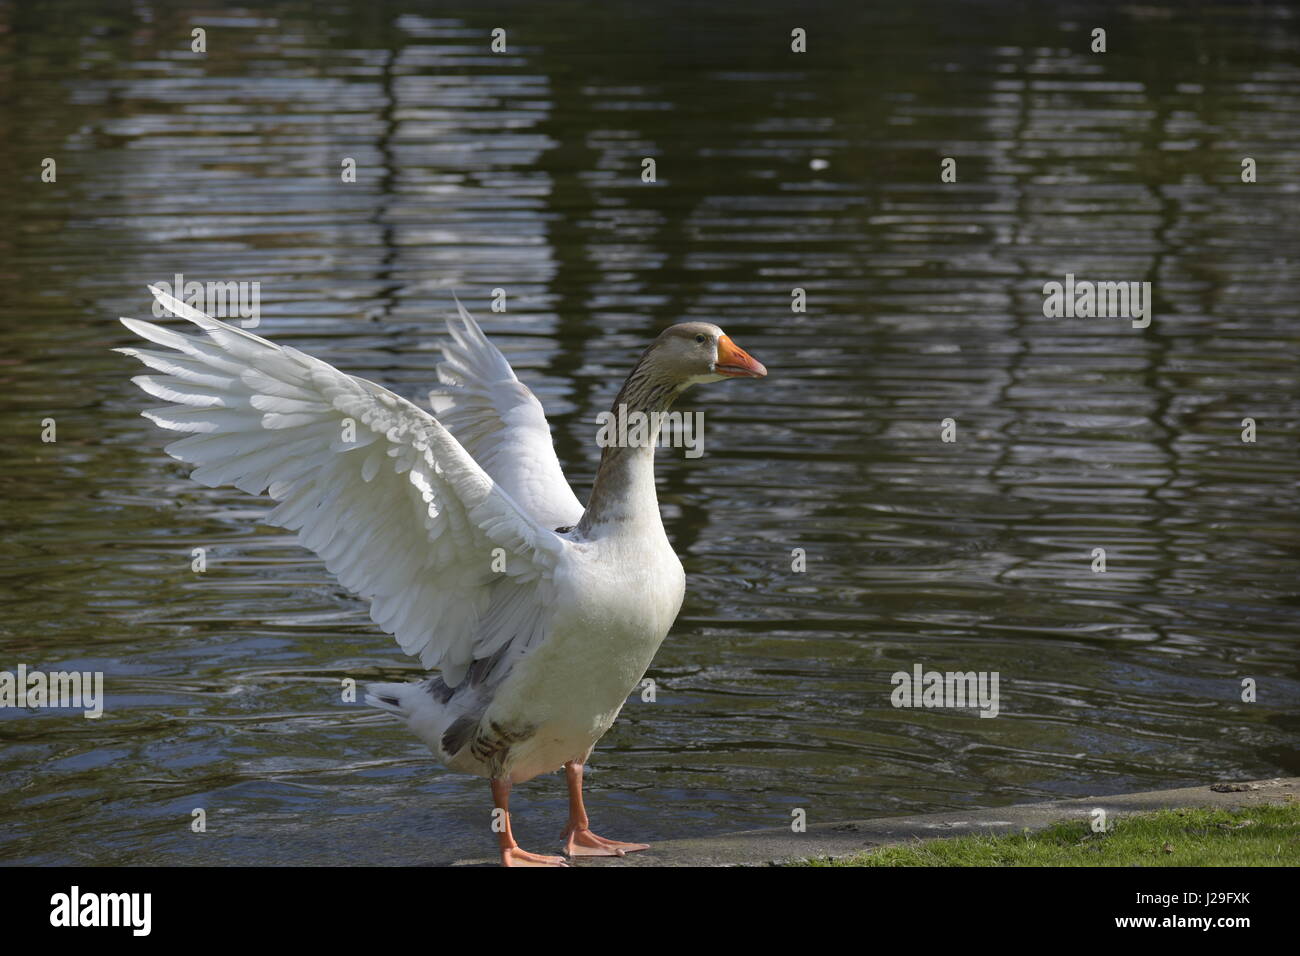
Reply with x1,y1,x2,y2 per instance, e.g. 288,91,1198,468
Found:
118,286,567,687
430,299,583,531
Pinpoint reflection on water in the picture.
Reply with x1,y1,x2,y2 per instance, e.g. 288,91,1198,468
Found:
0,2,1297,864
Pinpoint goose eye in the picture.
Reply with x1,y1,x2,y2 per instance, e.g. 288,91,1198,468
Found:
695,334,707,344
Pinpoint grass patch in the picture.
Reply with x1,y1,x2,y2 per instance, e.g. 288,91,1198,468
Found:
798,804,1300,866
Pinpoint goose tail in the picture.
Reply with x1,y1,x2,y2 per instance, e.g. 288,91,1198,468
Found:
364,682,415,718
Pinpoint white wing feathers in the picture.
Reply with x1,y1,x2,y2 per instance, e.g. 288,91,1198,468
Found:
118,286,567,686
430,299,583,531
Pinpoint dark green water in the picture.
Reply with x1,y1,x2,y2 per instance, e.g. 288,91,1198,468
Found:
1,1,1297,864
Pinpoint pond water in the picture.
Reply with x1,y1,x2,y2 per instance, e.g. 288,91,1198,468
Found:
0,1,1297,864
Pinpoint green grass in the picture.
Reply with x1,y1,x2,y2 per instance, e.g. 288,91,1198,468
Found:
797,804,1300,866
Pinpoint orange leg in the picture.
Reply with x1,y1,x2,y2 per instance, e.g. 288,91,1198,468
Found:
491,777,568,867
560,761,650,858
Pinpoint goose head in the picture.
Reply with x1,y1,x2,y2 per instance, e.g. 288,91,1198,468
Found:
584,321,767,530
642,322,767,390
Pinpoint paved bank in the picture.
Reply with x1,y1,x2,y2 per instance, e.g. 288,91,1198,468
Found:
478,777,1295,867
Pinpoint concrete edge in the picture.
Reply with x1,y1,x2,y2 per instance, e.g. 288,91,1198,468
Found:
451,777,1298,867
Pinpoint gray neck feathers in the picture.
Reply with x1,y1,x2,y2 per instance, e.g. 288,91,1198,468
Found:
575,348,683,534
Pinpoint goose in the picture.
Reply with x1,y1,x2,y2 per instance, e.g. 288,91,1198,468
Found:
118,286,766,866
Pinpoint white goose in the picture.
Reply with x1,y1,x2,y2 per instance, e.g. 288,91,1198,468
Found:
119,286,766,866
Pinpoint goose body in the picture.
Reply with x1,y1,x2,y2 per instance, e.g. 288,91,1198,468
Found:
398,519,685,784
119,286,765,864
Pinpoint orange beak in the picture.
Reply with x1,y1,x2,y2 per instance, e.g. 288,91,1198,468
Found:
715,334,767,378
